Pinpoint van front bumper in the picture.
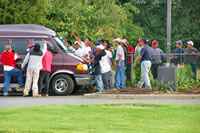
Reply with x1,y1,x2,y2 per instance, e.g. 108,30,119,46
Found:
74,74,95,86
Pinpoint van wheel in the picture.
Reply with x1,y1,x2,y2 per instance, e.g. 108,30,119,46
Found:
51,74,74,95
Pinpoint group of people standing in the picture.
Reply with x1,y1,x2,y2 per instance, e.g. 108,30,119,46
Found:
63,32,134,92
1,31,198,95
70,32,127,92
133,39,198,90
1,40,53,96
68,35,164,91
172,40,198,80
63,32,199,92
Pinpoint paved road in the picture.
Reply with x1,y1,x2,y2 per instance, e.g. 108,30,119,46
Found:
0,95,200,108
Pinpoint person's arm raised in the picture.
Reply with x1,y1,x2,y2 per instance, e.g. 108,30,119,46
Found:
42,39,47,55
72,31,81,44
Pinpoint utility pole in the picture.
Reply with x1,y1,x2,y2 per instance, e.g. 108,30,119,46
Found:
158,0,177,91
166,0,171,66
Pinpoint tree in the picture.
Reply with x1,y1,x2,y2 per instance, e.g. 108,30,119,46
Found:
0,0,48,24
44,0,144,44
119,0,200,51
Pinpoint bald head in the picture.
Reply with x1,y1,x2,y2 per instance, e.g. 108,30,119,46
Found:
5,45,12,52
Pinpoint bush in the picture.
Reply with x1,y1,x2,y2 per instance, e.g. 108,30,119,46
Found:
0,0,47,24
177,64,197,90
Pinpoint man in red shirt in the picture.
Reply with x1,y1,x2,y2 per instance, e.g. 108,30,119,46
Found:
0,45,24,96
125,40,135,81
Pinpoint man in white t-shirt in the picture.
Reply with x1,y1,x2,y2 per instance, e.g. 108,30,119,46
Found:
106,45,115,89
73,41,83,57
113,38,126,89
135,39,143,55
98,45,111,90
72,32,93,60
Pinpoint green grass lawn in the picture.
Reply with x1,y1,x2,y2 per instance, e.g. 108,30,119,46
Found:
0,103,200,133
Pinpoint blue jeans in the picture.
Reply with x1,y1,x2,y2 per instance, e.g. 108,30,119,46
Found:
189,63,196,80
4,68,24,94
137,60,151,89
114,60,126,89
95,74,104,92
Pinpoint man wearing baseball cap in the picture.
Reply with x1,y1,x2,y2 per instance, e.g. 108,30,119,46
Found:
99,38,105,46
133,38,152,89
72,31,93,59
122,39,134,81
22,40,47,97
151,40,166,79
135,39,143,55
113,38,126,89
94,45,106,92
73,41,84,57
172,40,185,66
184,41,198,80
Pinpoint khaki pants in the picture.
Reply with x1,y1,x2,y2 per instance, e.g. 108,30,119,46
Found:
23,70,40,96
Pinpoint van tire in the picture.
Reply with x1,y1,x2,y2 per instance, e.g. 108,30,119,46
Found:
51,74,74,95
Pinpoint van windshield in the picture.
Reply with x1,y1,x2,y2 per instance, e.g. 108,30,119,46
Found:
54,37,73,53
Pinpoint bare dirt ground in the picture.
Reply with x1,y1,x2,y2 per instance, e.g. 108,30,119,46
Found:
100,88,200,94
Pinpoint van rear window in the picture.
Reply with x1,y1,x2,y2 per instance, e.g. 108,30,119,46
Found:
0,40,9,54
12,40,29,55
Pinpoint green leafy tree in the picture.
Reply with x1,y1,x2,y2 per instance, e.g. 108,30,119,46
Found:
44,0,144,44
119,0,200,51
0,0,48,24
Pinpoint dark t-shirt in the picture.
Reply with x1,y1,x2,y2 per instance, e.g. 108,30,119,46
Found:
140,45,152,62
172,48,184,65
94,50,106,75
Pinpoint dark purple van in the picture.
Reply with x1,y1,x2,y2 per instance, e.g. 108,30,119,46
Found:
0,24,94,95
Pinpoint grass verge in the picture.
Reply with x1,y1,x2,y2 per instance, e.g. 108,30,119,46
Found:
0,103,200,133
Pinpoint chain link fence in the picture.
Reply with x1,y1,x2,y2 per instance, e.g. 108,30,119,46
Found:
126,53,200,88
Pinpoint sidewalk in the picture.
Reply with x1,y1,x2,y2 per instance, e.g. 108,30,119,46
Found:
84,93,200,99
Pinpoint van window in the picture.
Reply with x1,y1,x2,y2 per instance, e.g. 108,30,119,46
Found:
34,40,57,53
54,37,71,53
0,40,9,54
12,40,29,55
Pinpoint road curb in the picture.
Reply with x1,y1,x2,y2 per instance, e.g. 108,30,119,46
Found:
84,93,200,99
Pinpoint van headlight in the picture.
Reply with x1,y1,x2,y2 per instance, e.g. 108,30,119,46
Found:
76,64,88,71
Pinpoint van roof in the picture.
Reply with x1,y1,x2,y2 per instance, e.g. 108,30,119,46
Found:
0,24,56,38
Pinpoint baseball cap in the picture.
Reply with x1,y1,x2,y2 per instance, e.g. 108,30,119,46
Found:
141,38,149,44
187,41,193,46
60,37,64,41
96,42,100,46
106,44,112,49
137,39,142,43
152,40,158,45
74,41,80,45
99,39,105,42
121,39,128,47
113,38,122,43
34,43,40,48
175,40,183,45
96,45,104,50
